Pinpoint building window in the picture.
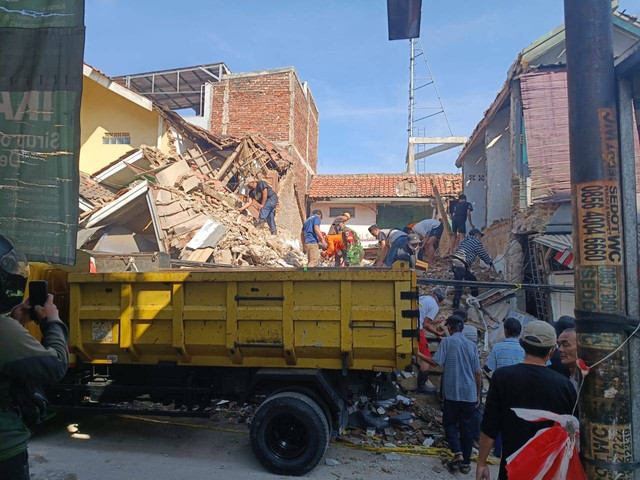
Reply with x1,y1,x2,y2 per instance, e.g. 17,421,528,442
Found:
329,207,355,218
103,132,131,145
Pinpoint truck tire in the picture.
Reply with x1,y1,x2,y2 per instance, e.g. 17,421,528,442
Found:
250,391,329,476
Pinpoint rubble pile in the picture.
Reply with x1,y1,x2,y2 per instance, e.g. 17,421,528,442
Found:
337,391,445,449
78,109,307,268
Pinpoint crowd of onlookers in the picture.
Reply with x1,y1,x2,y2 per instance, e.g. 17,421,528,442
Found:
418,287,578,479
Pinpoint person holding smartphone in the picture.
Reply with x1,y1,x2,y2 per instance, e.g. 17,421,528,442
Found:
0,235,69,480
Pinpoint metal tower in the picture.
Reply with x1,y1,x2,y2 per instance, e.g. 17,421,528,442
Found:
405,38,466,173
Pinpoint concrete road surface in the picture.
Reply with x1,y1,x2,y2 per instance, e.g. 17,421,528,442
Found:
28,413,498,480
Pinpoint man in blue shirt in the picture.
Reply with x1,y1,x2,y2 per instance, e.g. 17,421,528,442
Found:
301,210,327,268
239,178,279,234
485,317,524,373
424,316,481,474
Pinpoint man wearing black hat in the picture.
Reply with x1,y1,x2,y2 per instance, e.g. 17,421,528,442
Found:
450,228,494,310
385,232,420,269
476,321,576,480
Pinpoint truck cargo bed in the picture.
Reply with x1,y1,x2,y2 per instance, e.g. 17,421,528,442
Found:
68,267,418,372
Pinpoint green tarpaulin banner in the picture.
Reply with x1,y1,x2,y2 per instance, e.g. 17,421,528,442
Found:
0,0,84,265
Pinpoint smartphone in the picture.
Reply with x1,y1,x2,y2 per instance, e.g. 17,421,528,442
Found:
28,280,48,321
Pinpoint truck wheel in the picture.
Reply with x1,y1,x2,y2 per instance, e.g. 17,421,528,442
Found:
250,391,329,476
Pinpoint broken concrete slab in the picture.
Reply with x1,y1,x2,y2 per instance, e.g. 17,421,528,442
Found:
186,219,228,250
156,160,191,187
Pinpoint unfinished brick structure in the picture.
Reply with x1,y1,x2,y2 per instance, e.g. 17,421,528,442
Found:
209,67,318,211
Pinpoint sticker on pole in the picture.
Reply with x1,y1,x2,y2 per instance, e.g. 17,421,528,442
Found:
575,181,622,266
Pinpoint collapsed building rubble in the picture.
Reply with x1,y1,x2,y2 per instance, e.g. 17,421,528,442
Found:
77,107,307,268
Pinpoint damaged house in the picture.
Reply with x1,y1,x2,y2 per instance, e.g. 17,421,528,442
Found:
456,7,640,320
76,63,311,267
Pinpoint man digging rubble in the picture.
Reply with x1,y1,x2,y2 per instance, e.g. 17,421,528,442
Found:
416,288,446,394
450,229,495,310
239,177,279,235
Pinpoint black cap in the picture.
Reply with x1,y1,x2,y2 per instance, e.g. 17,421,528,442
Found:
468,228,484,237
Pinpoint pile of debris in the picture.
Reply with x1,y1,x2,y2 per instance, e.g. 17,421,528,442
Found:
337,392,445,448
77,110,307,268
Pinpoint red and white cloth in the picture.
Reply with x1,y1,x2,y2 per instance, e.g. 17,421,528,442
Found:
506,408,586,480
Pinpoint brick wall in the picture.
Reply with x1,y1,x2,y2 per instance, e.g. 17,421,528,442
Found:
292,79,309,166
210,72,291,141
275,169,304,240
209,68,319,205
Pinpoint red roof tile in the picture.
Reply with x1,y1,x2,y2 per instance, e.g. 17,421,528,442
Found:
308,173,462,199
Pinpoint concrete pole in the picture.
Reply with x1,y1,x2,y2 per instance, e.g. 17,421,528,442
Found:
564,0,634,477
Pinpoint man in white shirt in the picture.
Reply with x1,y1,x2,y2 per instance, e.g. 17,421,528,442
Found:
416,288,446,393
411,218,444,262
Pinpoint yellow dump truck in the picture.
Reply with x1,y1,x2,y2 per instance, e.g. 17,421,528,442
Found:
32,262,419,475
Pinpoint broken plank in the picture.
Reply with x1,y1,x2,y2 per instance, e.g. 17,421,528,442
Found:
415,260,429,271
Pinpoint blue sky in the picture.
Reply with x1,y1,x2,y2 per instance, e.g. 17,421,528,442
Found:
86,0,638,174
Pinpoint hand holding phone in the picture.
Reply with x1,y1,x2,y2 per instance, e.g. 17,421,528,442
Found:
28,280,48,321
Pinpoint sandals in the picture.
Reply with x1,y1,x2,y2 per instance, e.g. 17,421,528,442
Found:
445,454,464,473
444,455,471,474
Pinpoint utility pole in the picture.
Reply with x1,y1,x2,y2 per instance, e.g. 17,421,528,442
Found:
564,0,634,477
409,38,415,139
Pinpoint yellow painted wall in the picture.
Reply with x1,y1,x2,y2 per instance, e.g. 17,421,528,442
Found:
79,76,171,174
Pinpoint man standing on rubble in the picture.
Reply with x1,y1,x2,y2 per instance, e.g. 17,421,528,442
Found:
416,288,446,394
423,316,481,474
411,218,444,263
476,321,576,480
449,193,474,252
301,210,327,268
451,229,494,310
239,178,279,234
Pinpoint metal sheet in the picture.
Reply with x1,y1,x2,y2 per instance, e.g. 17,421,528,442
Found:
532,234,573,252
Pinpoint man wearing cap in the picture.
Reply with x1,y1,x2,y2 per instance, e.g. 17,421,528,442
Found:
476,320,576,480
424,316,481,474
385,232,420,269
416,289,446,394
451,229,494,310
239,178,279,234
328,212,351,235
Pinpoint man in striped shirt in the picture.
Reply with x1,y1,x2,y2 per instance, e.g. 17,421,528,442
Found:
450,229,494,310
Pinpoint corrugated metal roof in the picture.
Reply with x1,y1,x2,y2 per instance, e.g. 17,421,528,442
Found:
533,234,573,252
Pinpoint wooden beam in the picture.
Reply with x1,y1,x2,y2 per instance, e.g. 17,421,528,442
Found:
431,179,453,257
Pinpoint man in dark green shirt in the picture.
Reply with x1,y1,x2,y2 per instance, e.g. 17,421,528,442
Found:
0,235,69,480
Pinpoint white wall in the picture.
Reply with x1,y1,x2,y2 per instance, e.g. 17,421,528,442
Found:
486,106,512,225
310,201,378,243
462,144,487,229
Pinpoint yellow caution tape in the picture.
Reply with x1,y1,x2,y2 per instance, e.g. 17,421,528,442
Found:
119,415,499,465
118,415,248,435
